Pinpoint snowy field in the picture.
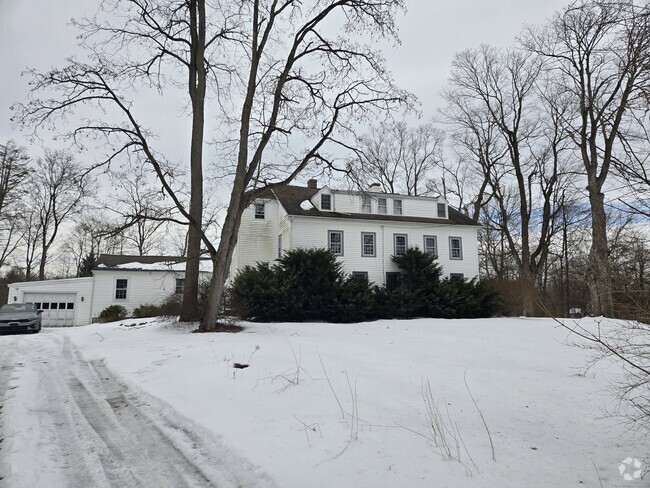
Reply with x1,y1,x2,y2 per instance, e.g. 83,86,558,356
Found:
1,317,648,487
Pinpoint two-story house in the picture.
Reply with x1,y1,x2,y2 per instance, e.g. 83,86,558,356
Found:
230,180,480,286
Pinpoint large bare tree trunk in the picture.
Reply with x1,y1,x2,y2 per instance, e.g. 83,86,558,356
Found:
586,189,613,316
180,0,206,322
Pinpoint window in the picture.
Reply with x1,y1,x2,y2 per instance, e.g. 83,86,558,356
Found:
437,203,446,218
254,202,265,219
393,199,403,215
352,271,369,279
386,272,401,291
449,237,463,260
321,194,332,210
450,273,465,281
424,235,438,257
175,278,185,294
278,234,283,258
42,302,50,310
361,195,372,213
51,303,58,310
115,279,128,300
378,198,387,214
58,303,66,309
328,230,344,256
34,302,41,310
394,234,408,256
361,232,376,257
66,303,74,310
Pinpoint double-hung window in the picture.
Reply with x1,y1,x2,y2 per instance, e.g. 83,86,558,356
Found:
115,279,128,300
328,230,344,256
394,234,408,256
175,278,185,294
437,203,446,218
378,198,387,214
449,237,463,260
361,195,372,213
423,235,438,257
254,203,265,219
393,199,403,215
361,232,376,257
321,194,332,210
175,278,185,293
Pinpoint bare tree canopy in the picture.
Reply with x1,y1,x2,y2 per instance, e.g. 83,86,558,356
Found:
523,0,650,316
0,141,30,270
27,150,89,280
441,44,567,315
13,0,409,329
349,121,443,196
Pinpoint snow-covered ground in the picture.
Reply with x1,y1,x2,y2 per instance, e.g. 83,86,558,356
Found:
1,317,648,487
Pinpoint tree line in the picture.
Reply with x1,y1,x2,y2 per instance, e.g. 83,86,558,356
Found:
1,0,649,324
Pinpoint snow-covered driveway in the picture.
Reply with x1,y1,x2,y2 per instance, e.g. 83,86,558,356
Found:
0,330,272,488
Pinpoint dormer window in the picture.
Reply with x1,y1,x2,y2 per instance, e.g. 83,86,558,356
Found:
361,195,372,213
254,203,265,219
437,202,446,218
378,198,387,214
321,194,331,210
393,199,403,215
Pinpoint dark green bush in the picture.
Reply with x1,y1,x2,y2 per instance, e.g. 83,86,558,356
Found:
98,304,128,323
231,247,500,322
132,304,160,318
232,248,373,322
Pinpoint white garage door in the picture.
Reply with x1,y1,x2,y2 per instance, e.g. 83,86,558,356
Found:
23,293,77,327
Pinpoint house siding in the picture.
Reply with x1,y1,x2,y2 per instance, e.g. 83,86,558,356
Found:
231,199,281,274
287,216,479,285
327,191,448,219
90,269,188,320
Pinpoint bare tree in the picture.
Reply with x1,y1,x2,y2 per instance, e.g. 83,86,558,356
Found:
441,45,565,315
14,0,408,330
0,141,30,269
107,169,171,256
28,150,89,280
524,0,650,316
349,121,443,195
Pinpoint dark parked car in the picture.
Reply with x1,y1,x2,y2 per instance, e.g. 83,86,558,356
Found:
0,303,42,334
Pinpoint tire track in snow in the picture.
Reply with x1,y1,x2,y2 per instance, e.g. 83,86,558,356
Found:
0,337,18,486
60,336,213,487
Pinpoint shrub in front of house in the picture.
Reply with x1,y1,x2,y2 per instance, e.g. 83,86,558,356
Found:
98,304,128,323
132,304,160,318
231,247,500,322
232,248,375,322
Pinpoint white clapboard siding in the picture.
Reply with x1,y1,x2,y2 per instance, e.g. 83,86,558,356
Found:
287,216,479,285
90,269,187,320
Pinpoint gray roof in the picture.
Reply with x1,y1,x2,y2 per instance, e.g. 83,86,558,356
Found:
258,185,480,226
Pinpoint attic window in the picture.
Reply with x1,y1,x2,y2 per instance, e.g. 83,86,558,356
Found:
361,195,371,213
321,194,331,210
254,203,265,219
437,202,446,218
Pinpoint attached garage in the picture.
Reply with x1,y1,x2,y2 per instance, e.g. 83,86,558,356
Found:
7,277,93,327
22,293,77,327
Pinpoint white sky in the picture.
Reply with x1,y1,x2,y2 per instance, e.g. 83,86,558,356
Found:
0,0,572,172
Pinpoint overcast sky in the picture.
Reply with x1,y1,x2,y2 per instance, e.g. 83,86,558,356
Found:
0,0,572,169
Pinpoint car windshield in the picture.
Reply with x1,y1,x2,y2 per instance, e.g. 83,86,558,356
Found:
0,303,37,313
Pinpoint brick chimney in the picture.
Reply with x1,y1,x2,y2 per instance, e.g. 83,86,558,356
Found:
307,178,318,189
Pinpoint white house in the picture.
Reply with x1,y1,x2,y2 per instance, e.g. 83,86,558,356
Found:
230,180,481,285
7,255,211,327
